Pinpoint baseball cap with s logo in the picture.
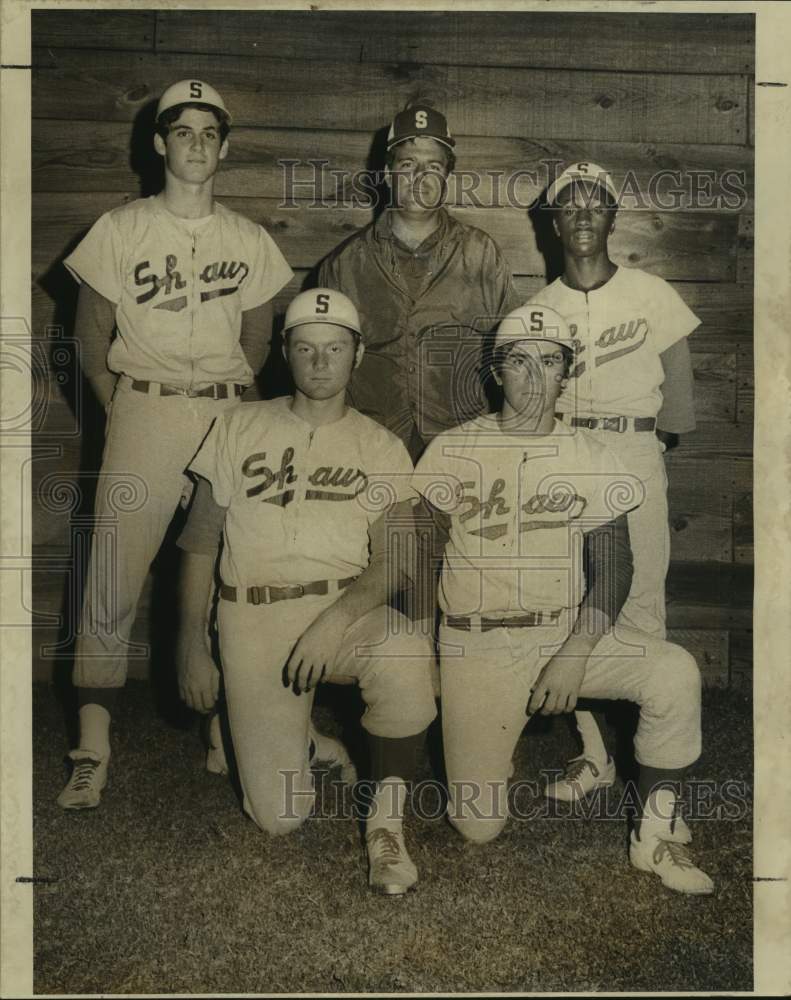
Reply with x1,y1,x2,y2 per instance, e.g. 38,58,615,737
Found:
386,105,455,151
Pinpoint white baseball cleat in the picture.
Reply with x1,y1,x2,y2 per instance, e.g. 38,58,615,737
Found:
667,814,692,845
309,723,357,784
57,750,109,810
366,827,418,895
629,829,714,895
544,754,615,801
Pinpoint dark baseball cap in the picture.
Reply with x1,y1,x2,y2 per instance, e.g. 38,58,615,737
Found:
386,105,455,151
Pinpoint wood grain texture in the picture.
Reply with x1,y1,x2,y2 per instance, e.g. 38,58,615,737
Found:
32,9,155,52
32,192,741,282
32,121,754,219
689,351,737,424
151,10,754,75
736,344,754,424
672,421,752,459
32,49,748,145
732,492,753,566
666,561,752,629
728,628,753,688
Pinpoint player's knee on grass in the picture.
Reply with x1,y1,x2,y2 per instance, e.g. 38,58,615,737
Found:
447,779,508,844
635,643,702,768
359,630,437,739
243,770,315,837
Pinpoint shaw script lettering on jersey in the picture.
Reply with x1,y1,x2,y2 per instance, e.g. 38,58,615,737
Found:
569,316,649,376
134,254,251,308
457,477,589,540
243,447,368,504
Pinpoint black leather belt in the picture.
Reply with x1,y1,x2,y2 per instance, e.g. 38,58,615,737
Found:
445,611,562,632
556,413,656,433
130,379,245,400
220,577,357,606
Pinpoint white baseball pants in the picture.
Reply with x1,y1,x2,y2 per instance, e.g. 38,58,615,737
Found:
439,615,701,844
73,377,238,688
218,594,437,836
595,431,670,638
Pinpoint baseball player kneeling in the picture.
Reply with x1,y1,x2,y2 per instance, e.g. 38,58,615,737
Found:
413,304,713,895
177,289,436,895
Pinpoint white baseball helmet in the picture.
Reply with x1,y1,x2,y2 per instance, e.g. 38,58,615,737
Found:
495,304,573,351
156,80,232,124
283,288,363,338
546,161,616,206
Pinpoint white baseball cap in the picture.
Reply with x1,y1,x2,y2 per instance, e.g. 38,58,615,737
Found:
546,161,617,206
156,80,232,125
494,304,573,351
283,288,363,338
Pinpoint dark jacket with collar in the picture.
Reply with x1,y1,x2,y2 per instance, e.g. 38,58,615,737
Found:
319,209,521,459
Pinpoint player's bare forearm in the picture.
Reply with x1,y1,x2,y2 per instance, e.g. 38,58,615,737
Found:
528,516,632,716
177,551,219,712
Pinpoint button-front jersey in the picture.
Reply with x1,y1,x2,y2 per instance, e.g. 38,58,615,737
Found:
189,397,415,588
528,267,700,420
65,196,293,390
414,416,634,616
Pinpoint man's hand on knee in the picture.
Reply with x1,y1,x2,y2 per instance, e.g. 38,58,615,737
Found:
528,656,586,716
177,631,220,712
284,603,353,694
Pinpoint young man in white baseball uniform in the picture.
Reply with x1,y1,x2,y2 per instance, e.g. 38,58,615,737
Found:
177,288,437,895
414,304,713,895
58,80,293,810
527,162,700,802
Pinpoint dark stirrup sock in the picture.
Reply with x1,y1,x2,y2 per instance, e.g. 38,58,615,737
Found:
369,732,424,785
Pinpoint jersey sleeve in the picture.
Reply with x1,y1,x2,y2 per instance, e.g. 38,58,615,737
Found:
361,435,416,518
412,437,465,515
177,476,227,555
188,411,237,508
63,212,124,304
239,225,294,312
581,444,641,532
651,279,701,353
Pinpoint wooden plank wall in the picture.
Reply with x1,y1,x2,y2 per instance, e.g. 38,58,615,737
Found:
29,10,754,685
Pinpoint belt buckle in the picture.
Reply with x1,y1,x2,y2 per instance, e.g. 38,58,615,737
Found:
614,416,628,433
583,417,597,430
248,585,272,605
291,584,305,599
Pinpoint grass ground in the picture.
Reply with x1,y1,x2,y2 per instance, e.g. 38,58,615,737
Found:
33,681,752,995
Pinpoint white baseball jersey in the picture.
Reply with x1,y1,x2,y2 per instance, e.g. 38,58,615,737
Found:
189,397,416,588
64,196,293,389
528,267,700,419
413,415,634,617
